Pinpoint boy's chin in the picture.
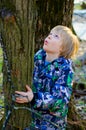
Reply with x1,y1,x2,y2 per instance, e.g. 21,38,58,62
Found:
43,47,48,52
43,46,46,51
43,45,53,53
43,46,48,51
43,48,51,53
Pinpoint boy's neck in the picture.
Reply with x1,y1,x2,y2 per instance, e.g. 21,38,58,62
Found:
46,52,59,62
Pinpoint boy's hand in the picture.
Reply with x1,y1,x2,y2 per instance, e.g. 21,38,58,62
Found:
15,85,34,103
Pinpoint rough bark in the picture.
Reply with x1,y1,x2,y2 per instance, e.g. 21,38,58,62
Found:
0,0,36,129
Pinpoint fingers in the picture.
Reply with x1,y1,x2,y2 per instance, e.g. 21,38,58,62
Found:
15,85,32,94
15,91,26,96
15,97,28,103
26,85,32,92
16,98,25,103
14,85,33,104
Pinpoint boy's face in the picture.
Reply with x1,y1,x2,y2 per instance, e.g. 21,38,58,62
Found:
43,31,62,55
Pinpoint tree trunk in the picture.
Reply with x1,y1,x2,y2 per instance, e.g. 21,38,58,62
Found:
0,0,85,130
0,0,36,129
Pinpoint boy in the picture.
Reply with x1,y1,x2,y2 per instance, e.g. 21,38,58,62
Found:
15,25,79,130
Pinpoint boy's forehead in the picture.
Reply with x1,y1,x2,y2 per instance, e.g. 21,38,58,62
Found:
50,30,60,34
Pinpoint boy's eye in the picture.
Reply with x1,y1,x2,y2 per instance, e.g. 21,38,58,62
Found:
54,35,59,38
49,33,59,39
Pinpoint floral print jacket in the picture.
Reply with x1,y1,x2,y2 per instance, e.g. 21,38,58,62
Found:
32,49,73,119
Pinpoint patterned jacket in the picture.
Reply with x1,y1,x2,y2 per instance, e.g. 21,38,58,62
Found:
31,49,74,129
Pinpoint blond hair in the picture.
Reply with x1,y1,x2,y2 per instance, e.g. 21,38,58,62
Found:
51,25,79,59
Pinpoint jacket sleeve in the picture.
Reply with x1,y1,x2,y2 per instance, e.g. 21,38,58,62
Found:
31,62,73,111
